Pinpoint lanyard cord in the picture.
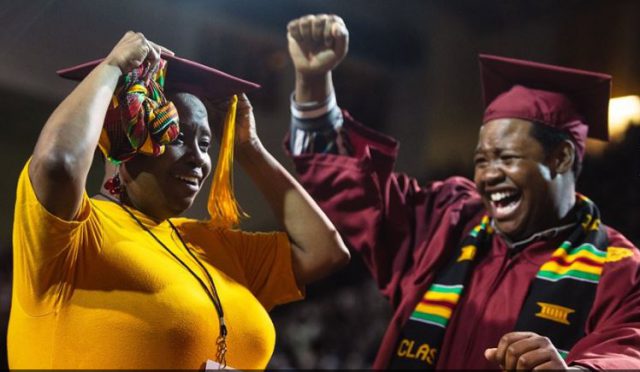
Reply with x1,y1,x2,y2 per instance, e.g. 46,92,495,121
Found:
99,193,228,367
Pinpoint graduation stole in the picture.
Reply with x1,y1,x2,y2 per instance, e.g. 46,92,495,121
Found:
389,195,608,368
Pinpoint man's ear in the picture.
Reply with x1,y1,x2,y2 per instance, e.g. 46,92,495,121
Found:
552,140,575,174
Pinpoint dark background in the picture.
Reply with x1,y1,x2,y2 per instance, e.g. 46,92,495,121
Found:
1,0,640,368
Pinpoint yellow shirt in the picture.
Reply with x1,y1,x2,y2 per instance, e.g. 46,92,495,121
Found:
8,161,303,369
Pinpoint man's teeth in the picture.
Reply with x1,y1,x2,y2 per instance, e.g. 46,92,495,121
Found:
489,190,520,216
496,202,518,215
490,191,516,202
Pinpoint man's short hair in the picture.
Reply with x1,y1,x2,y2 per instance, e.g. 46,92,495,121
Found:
530,122,582,178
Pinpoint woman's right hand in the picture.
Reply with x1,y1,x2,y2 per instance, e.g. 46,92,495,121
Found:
29,32,171,220
103,31,174,75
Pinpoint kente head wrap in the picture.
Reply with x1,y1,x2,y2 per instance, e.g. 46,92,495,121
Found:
99,59,179,163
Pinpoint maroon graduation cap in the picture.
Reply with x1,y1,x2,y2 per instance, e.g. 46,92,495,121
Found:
479,54,612,159
57,53,260,99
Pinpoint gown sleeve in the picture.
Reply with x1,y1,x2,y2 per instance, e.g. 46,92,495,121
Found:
286,108,480,304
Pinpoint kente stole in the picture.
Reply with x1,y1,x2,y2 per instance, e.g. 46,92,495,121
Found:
389,195,608,368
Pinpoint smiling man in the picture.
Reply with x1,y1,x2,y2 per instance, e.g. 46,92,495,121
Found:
283,14,640,370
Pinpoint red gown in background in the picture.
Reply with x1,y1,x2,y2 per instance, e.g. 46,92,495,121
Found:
287,111,640,370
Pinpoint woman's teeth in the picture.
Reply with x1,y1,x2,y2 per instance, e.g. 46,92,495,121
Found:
176,175,198,185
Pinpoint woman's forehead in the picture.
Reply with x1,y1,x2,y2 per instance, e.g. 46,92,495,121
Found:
171,92,210,133
171,92,206,115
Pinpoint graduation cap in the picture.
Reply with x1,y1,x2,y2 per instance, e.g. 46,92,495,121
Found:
57,53,260,99
479,54,612,160
58,53,260,227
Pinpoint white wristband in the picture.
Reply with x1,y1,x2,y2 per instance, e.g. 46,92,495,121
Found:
291,92,337,119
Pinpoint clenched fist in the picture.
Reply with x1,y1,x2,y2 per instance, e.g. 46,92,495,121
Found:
287,14,349,77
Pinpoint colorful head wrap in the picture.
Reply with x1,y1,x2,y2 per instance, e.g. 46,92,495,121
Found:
99,59,179,163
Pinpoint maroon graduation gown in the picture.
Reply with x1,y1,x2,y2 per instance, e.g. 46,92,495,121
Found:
286,111,640,369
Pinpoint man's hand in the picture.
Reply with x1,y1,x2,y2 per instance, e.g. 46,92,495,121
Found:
103,31,174,75
287,14,349,77
485,332,572,370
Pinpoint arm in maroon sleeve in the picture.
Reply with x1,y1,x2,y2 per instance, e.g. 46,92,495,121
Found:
285,14,481,305
567,230,640,370
285,104,479,303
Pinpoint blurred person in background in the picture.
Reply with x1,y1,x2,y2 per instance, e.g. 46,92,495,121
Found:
8,31,348,370
283,14,640,370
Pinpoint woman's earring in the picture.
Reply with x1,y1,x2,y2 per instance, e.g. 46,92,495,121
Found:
104,173,123,196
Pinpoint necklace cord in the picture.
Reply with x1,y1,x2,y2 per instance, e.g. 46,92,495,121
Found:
98,193,228,366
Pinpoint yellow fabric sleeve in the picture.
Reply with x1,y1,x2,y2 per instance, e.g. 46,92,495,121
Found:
12,159,100,315
218,229,304,311
174,221,304,312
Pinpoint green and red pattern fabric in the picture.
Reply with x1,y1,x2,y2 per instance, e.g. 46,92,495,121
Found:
410,284,463,328
537,241,606,283
99,59,179,164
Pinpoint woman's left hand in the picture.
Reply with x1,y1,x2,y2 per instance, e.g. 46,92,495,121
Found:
234,94,260,149
207,93,260,152
208,91,349,287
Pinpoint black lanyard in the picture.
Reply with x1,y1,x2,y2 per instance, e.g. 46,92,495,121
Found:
99,193,228,367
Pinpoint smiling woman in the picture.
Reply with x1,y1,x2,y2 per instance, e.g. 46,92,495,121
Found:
8,31,349,370
119,92,214,220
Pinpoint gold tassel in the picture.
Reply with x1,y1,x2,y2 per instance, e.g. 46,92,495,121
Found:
208,95,246,227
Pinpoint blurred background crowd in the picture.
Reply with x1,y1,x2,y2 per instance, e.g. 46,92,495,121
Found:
1,0,639,368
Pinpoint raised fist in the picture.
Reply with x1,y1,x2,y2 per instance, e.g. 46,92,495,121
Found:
287,14,349,77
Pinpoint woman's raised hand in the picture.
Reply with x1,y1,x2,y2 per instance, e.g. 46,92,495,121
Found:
206,93,260,151
103,31,174,75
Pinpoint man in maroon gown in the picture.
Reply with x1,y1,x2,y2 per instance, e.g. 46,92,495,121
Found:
284,14,640,370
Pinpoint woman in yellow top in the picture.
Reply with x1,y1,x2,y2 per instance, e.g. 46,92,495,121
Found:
8,31,349,370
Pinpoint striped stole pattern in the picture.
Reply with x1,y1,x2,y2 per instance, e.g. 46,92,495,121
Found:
389,216,493,369
514,195,609,358
537,241,606,283
410,284,463,328
389,195,609,369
